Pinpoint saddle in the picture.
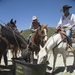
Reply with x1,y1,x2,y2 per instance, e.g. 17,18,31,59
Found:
55,29,75,51
60,30,75,43
72,33,75,43
55,29,75,43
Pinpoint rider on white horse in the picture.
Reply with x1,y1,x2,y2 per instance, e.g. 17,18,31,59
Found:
56,4,75,51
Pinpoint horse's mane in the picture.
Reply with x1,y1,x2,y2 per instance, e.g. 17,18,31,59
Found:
41,24,48,32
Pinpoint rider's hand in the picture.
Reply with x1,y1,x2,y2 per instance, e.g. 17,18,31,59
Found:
56,26,61,30
56,26,58,30
67,25,72,30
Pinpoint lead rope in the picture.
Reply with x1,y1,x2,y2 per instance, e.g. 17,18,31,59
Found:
10,27,21,51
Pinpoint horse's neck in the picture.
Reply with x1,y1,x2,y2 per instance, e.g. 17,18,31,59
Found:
44,33,61,50
34,34,41,45
31,33,41,45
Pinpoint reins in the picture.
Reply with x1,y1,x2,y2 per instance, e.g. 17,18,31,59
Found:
10,27,21,51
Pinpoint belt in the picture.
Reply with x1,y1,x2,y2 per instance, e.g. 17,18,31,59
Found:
62,27,67,28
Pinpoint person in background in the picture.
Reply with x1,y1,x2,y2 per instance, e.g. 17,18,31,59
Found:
56,4,75,51
27,16,41,43
29,16,41,33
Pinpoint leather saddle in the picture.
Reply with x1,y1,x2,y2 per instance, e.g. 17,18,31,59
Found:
55,29,75,48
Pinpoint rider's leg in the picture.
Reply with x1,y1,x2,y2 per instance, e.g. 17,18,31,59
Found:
66,29,72,47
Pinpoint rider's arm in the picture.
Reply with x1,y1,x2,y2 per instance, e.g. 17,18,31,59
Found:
56,24,61,29
30,29,37,33
29,23,35,32
71,14,75,27
56,17,62,29
68,14,75,29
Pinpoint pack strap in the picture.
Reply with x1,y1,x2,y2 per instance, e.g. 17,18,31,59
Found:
0,35,9,45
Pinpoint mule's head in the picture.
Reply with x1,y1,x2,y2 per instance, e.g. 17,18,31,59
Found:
37,45,47,64
6,19,16,28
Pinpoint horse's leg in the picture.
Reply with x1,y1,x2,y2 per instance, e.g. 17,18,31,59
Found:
14,47,18,58
0,55,2,65
53,52,57,72
12,46,18,58
30,52,34,64
72,51,75,72
62,52,67,72
3,51,8,66
11,49,14,58
73,51,75,66
12,50,15,58
16,47,20,58
15,50,17,58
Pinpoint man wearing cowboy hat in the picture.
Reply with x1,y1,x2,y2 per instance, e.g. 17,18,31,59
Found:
27,16,41,44
56,4,75,51
30,16,41,33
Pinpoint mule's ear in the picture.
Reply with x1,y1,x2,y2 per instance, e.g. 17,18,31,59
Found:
40,45,42,49
10,19,13,23
14,20,16,24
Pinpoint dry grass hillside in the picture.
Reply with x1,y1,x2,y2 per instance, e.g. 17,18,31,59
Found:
20,27,75,40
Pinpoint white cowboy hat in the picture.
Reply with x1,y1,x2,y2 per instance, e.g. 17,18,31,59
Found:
32,16,37,21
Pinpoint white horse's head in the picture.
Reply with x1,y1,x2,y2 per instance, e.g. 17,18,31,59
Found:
37,33,62,64
37,45,47,64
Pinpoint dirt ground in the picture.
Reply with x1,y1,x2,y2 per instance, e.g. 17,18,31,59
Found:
0,51,75,75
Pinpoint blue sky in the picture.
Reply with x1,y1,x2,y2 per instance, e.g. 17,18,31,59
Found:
0,0,75,31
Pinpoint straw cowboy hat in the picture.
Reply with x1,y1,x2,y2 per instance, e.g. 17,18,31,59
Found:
60,4,72,12
32,16,37,21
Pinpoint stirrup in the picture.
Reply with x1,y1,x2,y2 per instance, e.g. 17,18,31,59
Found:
67,46,74,51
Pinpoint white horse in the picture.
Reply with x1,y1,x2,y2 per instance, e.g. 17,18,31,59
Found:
37,33,75,72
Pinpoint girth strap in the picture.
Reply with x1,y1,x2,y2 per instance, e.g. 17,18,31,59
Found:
53,40,63,50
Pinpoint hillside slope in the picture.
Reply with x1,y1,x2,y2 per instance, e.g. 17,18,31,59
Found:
21,27,75,39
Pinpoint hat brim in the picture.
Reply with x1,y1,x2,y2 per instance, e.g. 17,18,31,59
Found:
60,6,72,12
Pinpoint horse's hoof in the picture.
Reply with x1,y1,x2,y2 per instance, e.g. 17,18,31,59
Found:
63,69,67,73
47,69,53,73
73,70,75,72
30,62,33,64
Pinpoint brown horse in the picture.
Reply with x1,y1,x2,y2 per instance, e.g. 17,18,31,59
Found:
22,24,48,63
10,31,26,58
5,19,28,58
0,19,28,66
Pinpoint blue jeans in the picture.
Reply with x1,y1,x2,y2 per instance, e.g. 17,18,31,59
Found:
64,28,72,47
